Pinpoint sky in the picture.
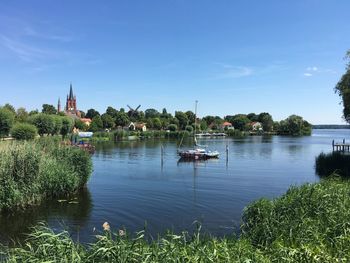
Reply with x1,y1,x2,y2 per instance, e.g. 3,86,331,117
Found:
0,1,349,124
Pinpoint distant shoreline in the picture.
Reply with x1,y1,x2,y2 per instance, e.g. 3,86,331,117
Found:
313,125,350,129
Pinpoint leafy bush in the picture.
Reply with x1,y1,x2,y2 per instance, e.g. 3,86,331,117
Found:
168,124,177,132
315,152,350,177
10,123,37,140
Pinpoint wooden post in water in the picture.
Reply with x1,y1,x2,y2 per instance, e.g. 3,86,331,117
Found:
226,143,229,165
332,140,335,152
161,145,164,167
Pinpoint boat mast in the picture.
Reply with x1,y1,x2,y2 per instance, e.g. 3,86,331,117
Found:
194,100,198,146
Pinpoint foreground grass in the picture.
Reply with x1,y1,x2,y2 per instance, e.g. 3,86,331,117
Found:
2,177,350,262
0,138,92,211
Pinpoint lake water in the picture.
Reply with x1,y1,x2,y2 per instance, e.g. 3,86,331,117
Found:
0,129,349,244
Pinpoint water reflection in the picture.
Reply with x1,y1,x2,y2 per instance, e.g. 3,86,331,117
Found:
0,188,92,245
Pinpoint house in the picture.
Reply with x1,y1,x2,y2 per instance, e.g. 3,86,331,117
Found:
250,122,263,131
80,118,92,127
129,122,147,132
222,121,234,130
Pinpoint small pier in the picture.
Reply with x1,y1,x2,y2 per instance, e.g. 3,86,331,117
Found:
332,139,350,152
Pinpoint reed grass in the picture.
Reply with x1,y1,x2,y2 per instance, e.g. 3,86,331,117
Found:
315,152,350,177
0,138,92,211
2,178,350,262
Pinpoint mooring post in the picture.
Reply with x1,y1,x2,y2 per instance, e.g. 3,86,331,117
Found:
226,143,229,165
332,140,334,152
161,145,164,167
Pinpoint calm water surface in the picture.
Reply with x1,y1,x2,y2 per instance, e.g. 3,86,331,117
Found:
0,129,349,244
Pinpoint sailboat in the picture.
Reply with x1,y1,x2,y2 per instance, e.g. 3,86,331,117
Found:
178,101,219,160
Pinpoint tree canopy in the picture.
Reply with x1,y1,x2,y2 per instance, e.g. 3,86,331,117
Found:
335,50,350,123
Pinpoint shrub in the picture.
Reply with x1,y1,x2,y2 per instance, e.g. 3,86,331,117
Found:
0,108,15,138
168,124,177,132
10,123,37,140
315,152,350,177
29,114,55,136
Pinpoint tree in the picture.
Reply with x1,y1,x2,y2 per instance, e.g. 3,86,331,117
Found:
335,50,350,123
29,109,39,116
29,114,55,136
86,108,100,119
3,103,16,114
42,104,57,115
115,111,129,127
101,113,115,129
185,125,193,133
0,108,15,138
89,116,103,132
16,107,29,122
51,115,63,135
247,113,259,122
152,117,162,130
168,124,177,131
185,111,196,125
74,119,87,131
175,111,188,130
106,106,118,119
145,108,160,119
61,117,73,139
10,123,37,140
80,111,86,118
232,115,250,131
258,112,273,132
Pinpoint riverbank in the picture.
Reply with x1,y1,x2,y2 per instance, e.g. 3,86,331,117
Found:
0,138,92,211
1,177,350,262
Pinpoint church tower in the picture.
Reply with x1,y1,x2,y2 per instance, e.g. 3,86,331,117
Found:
65,83,77,112
57,98,61,113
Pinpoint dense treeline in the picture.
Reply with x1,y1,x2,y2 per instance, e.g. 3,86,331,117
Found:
2,177,350,262
335,50,350,123
0,138,92,211
0,103,312,139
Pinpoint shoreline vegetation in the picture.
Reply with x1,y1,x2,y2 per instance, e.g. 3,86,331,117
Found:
1,177,350,262
0,138,92,212
0,103,312,143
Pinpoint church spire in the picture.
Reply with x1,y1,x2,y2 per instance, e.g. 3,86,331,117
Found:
69,83,74,100
57,98,61,113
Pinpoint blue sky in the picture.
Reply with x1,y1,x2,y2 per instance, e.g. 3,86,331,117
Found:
0,1,349,124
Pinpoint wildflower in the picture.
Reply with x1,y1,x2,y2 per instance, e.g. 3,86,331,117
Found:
102,222,110,231
119,229,125,236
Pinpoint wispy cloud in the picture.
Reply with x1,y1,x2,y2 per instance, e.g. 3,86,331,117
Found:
303,66,336,77
214,63,253,79
0,35,56,62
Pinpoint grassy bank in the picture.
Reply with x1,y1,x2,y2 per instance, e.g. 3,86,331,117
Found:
2,177,350,262
0,138,92,211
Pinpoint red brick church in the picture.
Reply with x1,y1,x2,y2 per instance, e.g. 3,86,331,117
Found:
57,83,81,118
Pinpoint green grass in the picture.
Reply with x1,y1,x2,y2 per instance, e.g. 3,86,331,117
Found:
0,138,92,211
2,178,350,262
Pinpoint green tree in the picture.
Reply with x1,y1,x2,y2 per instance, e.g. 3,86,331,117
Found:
185,125,194,133
115,111,129,127
74,119,87,131
247,113,259,122
185,111,196,125
101,113,115,129
29,114,55,136
145,108,160,119
86,109,100,119
175,111,188,130
61,117,73,139
89,116,103,132
52,116,63,135
0,107,15,138
3,103,16,114
152,117,162,130
16,107,29,123
106,106,118,119
258,112,273,132
232,115,250,131
42,104,57,115
168,124,177,131
335,50,350,122
29,109,39,116
10,123,37,140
